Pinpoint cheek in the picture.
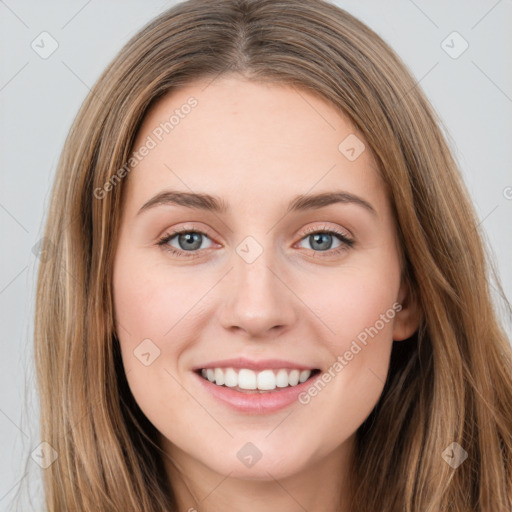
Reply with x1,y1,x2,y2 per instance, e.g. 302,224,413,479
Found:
112,256,198,434
305,262,400,353
296,262,400,417
113,253,209,348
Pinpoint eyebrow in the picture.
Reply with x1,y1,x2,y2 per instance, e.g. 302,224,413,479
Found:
137,189,377,216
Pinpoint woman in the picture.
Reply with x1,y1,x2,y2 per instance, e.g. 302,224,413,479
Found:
31,0,512,510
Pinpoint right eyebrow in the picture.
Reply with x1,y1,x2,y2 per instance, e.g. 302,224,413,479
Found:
287,190,377,216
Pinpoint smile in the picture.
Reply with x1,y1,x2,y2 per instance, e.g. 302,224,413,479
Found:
198,367,320,392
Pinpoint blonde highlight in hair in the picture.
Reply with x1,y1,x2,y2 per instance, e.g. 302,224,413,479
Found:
29,0,512,510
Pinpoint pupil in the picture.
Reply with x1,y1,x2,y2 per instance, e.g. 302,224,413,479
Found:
179,232,202,250
311,233,332,251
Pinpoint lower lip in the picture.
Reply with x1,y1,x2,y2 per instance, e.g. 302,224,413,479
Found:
193,371,321,414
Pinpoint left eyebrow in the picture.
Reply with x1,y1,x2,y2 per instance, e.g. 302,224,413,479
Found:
136,189,377,217
137,190,229,215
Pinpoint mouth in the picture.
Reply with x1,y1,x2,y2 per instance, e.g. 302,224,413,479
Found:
195,367,322,394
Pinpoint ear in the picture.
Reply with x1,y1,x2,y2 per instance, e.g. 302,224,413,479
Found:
392,278,421,341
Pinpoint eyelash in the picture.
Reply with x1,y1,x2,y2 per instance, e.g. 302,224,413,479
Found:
156,225,354,259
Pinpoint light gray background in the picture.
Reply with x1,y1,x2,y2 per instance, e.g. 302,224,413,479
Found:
1,1,511,509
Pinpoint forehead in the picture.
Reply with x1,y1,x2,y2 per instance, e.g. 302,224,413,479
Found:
124,76,386,215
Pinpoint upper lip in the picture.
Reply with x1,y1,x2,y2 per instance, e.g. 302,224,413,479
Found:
192,357,318,372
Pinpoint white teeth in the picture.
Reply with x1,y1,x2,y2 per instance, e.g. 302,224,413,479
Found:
276,369,289,388
238,369,257,390
224,367,238,387
299,370,310,383
214,368,224,386
288,369,300,386
257,369,276,390
199,367,313,390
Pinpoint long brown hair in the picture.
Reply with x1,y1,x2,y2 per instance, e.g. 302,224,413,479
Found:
27,0,512,510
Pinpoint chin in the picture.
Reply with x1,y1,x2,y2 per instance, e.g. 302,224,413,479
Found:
198,442,316,481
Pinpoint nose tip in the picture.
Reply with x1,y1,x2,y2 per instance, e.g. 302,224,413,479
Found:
218,256,297,339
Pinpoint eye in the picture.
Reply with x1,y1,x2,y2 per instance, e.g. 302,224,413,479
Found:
156,224,354,259
157,228,214,257
296,225,354,254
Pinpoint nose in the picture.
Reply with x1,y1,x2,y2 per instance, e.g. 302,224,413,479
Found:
218,249,298,339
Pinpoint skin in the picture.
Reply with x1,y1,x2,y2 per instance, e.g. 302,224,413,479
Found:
112,74,420,512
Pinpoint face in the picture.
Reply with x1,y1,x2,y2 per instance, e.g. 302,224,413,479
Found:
112,75,418,482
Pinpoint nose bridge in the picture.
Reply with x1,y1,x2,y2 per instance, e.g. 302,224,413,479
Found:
218,237,296,337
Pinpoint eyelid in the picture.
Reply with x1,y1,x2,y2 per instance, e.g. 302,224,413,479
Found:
294,224,354,254
157,223,216,242
157,222,354,258
299,223,353,240
155,223,217,258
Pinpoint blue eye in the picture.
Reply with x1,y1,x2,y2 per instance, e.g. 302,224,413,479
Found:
299,232,344,251
157,226,354,258
297,225,354,254
158,230,213,253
